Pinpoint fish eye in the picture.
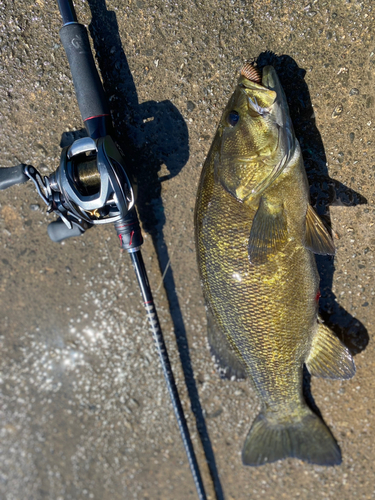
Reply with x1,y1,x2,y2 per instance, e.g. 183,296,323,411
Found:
227,110,240,127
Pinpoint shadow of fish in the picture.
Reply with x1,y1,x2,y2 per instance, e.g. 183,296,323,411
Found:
194,63,355,466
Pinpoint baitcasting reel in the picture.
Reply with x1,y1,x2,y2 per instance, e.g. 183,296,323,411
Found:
0,0,208,496
23,135,138,244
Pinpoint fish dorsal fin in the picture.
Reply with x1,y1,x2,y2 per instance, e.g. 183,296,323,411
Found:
206,307,247,380
304,205,335,255
306,322,355,380
248,197,287,265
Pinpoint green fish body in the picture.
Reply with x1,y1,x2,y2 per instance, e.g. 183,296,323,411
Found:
195,64,355,466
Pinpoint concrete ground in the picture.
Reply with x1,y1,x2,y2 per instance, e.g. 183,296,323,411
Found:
0,0,374,499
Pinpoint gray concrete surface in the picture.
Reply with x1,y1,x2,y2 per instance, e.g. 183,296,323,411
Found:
0,0,374,499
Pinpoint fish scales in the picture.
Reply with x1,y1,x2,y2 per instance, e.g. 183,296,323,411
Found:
197,146,316,404
195,64,355,466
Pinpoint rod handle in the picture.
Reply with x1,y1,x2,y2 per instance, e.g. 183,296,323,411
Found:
59,23,110,127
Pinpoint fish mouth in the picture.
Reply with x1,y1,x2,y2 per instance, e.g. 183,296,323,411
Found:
238,63,277,113
239,62,271,95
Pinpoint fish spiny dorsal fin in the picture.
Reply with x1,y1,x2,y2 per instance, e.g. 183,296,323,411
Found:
306,322,355,379
248,196,287,265
304,205,336,255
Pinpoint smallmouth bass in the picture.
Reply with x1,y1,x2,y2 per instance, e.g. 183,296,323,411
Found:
194,63,355,466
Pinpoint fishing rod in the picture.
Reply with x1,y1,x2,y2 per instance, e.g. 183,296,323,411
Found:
0,1,207,498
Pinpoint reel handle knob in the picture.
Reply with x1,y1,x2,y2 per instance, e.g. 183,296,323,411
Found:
47,218,85,242
0,165,29,190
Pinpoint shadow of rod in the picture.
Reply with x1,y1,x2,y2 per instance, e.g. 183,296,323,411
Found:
153,235,225,500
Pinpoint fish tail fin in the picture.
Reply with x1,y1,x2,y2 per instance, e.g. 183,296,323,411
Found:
242,408,341,466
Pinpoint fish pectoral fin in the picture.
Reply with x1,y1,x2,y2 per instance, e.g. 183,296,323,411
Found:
248,197,287,265
304,205,336,255
242,407,341,466
206,307,247,380
306,322,355,379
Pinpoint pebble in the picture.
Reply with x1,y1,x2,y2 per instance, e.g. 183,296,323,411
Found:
332,103,343,118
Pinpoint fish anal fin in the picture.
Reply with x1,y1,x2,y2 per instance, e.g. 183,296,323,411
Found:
242,408,341,466
306,322,355,380
206,307,247,381
304,205,336,255
248,197,287,265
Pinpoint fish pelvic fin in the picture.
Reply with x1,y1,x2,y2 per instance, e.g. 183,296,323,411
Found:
306,322,355,379
242,408,341,467
304,205,336,255
248,196,287,265
206,307,248,380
